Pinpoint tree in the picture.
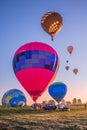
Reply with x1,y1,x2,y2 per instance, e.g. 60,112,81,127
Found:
77,99,82,104
66,101,71,106
72,98,77,104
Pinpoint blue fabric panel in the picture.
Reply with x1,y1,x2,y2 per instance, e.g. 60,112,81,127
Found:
13,50,58,73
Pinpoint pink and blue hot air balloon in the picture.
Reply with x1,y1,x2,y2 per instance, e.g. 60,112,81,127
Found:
48,82,67,103
12,42,60,102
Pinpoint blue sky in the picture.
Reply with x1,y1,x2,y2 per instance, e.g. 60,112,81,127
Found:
0,0,87,105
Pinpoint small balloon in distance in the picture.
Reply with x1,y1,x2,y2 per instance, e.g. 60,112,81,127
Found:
66,60,69,63
73,68,78,74
67,46,73,54
65,66,69,71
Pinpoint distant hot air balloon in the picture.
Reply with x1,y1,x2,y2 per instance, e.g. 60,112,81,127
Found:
73,68,78,75
48,82,67,103
12,42,60,102
67,46,73,54
41,11,63,40
66,60,69,63
2,89,26,107
65,66,69,71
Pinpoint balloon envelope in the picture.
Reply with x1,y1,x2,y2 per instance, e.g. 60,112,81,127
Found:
67,46,73,54
65,66,69,71
73,68,78,74
2,89,26,107
48,82,67,102
41,11,63,40
66,60,69,63
12,42,60,102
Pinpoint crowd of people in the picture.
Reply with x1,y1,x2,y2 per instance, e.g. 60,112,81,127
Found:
31,102,71,111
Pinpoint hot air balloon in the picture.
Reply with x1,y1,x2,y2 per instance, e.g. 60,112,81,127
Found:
65,66,69,71
41,11,63,41
12,42,60,102
48,82,67,103
67,46,73,54
66,60,69,63
73,68,78,74
2,89,26,107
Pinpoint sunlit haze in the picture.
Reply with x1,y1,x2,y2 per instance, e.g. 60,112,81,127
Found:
0,0,87,105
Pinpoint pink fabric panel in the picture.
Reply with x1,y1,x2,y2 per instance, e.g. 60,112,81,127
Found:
14,42,58,56
16,68,55,101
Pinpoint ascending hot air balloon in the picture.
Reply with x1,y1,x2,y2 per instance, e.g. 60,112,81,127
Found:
67,46,73,54
65,66,69,71
73,68,78,75
66,60,69,63
41,11,63,40
48,82,67,103
12,42,60,102
2,89,26,107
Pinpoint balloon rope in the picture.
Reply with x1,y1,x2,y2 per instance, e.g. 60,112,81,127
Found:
51,36,54,41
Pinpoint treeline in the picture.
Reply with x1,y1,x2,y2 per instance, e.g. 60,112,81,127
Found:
41,98,87,108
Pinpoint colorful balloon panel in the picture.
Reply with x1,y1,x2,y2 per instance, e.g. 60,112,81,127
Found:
48,82,67,102
2,89,26,107
12,42,60,101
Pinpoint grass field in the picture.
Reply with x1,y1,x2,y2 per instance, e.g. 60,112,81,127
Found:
0,106,87,130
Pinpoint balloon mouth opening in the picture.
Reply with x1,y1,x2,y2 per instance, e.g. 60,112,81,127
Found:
28,90,42,102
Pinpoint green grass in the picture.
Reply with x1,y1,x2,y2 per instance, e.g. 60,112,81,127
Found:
0,106,87,130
